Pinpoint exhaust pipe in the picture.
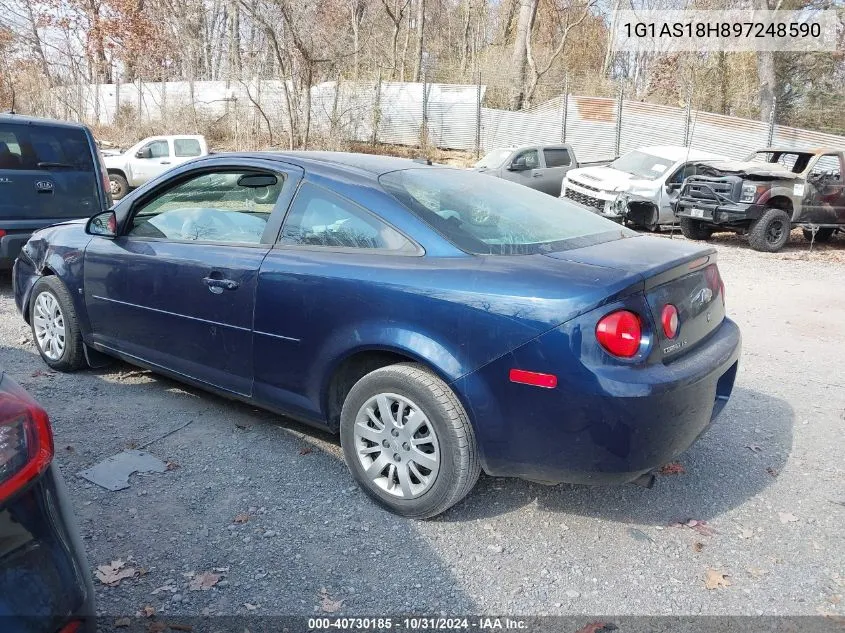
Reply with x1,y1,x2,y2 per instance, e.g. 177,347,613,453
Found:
631,472,656,489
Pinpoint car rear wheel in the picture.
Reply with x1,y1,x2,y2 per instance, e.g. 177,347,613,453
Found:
802,227,835,243
749,208,791,252
30,277,86,371
679,217,713,241
109,173,129,200
339,362,480,519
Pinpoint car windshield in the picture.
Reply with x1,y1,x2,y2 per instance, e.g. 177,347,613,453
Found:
609,150,674,179
474,149,513,169
380,168,635,255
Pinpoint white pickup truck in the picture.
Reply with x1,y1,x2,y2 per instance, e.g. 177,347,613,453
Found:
562,145,727,229
103,135,208,199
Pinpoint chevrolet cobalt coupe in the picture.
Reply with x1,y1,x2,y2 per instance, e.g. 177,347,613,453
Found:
14,152,741,518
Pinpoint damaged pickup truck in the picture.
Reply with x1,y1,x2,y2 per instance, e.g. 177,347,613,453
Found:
675,148,845,252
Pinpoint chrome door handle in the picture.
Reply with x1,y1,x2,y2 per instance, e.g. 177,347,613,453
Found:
202,277,239,291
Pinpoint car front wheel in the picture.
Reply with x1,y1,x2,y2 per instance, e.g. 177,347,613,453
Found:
109,173,129,200
339,362,481,519
30,277,86,371
679,217,714,241
748,208,791,252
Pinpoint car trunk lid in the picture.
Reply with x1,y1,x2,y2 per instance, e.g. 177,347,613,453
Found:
544,235,725,361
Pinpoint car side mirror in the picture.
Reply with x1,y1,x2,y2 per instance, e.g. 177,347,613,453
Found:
666,182,682,192
509,157,528,171
135,148,152,159
86,210,117,238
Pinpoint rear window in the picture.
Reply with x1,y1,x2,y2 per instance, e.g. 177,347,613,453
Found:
174,138,202,157
380,168,635,255
0,123,94,171
543,148,571,168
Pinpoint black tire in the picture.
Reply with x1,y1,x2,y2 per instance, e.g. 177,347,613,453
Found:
802,227,835,243
109,173,129,200
339,362,481,519
748,208,791,252
679,217,714,241
29,277,86,371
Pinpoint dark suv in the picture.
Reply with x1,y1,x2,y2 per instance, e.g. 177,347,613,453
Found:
0,114,110,269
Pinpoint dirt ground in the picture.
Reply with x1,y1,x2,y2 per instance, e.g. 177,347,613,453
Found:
0,228,843,620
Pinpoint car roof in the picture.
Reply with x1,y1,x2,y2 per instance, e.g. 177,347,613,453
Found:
636,145,726,162
215,151,440,179
0,113,91,131
757,147,840,154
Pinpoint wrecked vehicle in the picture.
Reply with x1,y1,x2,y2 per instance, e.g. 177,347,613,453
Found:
675,148,845,252
563,146,727,228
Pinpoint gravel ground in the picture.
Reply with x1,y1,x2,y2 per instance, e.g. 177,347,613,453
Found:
0,229,843,619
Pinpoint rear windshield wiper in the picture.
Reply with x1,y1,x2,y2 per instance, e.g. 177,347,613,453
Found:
37,161,79,169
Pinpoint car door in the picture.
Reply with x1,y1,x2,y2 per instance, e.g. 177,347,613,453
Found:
130,139,171,184
84,161,301,396
803,154,845,224
499,148,542,190
540,147,574,196
252,181,420,421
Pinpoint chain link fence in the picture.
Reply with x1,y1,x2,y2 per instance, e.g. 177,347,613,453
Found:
41,71,845,162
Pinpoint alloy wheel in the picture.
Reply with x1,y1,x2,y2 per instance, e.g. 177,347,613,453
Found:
33,291,66,361
353,393,441,499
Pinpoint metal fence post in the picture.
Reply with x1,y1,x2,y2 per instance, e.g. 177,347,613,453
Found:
475,68,482,158
371,70,381,146
683,83,693,146
614,83,623,157
767,96,777,146
560,76,569,143
421,66,429,148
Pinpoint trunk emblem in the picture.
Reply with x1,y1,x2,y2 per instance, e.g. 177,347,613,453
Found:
692,287,713,306
35,180,54,191
0,177,10,183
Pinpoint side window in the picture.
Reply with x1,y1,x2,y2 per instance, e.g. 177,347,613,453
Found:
543,148,571,168
128,170,284,243
174,139,202,157
515,149,539,169
0,127,24,168
810,155,842,182
142,140,169,159
280,183,415,252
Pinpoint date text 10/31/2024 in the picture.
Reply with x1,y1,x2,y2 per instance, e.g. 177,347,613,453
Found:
308,617,529,630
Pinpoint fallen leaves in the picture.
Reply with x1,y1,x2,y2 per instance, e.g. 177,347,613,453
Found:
299,446,313,455
188,571,221,591
165,460,180,471
244,602,259,611
692,541,704,553
31,369,55,378
114,618,131,628
95,560,138,586
747,567,768,579
704,568,732,590
779,512,799,524
658,462,685,475
745,444,763,453
766,467,779,478
574,623,618,633
670,519,716,537
138,605,156,618
319,587,345,613
233,513,250,524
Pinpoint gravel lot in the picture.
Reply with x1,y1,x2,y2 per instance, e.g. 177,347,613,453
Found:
1,230,843,620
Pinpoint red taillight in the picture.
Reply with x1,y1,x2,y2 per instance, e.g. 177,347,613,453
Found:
595,310,642,358
0,229,5,237
107,213,117,234
58,621,83,633
509,369,558,389
661,304,679,339
0,379,54,504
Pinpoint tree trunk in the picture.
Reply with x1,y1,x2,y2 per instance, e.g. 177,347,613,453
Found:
757,51,775,123
509,0,537,110
412,0,425,82
460,0,472,75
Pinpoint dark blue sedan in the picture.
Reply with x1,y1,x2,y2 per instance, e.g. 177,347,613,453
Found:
13,152,741,518
0,368,95,632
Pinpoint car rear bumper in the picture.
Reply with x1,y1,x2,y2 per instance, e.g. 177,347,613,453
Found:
456,318,741,485
0,465,95,633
